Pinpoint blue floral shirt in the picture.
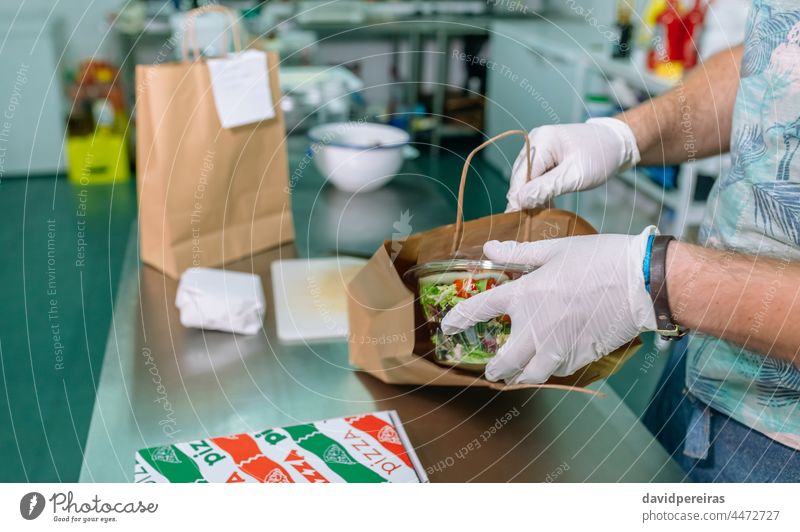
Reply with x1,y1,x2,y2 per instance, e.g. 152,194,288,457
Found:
689,0,800,449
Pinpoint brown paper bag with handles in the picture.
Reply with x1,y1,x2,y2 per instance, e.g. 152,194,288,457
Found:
347,131,641,395
136,5,293,278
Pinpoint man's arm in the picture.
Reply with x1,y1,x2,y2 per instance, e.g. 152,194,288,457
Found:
617,45,743,166
667,241,800,365
506,46,744,210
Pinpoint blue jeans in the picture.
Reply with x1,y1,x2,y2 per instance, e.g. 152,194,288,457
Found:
643,338,800,482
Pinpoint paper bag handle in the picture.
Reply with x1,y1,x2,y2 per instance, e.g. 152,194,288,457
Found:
181,5,243,62
450,130,534,256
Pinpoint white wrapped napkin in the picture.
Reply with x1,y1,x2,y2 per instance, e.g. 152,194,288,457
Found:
176,268,266,335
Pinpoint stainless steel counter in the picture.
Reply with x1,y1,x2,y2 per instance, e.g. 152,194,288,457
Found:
80,142,686,482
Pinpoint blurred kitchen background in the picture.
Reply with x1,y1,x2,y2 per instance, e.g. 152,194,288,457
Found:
0,0,748,481
0,0,748,232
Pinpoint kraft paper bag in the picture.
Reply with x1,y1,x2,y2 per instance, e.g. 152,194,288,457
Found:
346,132,641,394
136,6,293,278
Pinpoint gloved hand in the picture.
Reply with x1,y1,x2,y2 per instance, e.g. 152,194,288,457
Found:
440,227,658,384
505,117,640,212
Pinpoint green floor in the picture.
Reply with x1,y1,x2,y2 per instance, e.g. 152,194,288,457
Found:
0,177,136,481
0,148,510,482
0,147,666,482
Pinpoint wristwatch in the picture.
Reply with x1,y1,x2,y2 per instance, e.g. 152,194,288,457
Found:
648,235,687,340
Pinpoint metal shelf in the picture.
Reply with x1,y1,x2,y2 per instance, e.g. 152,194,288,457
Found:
616,169,682,209
588,53,675,96
616,168,708,237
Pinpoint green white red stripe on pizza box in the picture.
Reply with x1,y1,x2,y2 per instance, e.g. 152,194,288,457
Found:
134,410,428,483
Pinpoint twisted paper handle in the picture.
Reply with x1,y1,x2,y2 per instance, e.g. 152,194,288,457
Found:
181,5,243,62
450,130,535,255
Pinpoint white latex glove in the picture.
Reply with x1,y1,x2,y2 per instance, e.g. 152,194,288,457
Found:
440,227,658,384
506,117,640,211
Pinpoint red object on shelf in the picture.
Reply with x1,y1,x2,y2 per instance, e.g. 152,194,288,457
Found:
647,0,708,73
660,0,685,61
682,0,708,69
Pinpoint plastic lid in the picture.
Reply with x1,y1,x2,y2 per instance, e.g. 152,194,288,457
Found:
403,259,533,283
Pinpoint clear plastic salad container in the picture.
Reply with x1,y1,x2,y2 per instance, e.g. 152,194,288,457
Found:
404,259,533,371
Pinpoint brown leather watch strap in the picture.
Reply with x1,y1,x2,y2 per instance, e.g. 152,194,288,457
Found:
649,235,687,339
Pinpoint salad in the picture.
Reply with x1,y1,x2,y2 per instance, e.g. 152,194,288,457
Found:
407,260,530,370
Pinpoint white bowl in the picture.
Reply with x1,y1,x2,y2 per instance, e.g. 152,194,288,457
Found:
308,122,412,193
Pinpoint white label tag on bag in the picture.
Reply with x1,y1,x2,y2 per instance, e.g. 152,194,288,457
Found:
207,50,275,128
